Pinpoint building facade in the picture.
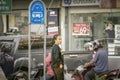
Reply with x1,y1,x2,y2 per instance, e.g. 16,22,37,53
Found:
62,0,120,51
1,0,120,52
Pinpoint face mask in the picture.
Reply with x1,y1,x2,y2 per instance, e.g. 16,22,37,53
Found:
89,47,93,51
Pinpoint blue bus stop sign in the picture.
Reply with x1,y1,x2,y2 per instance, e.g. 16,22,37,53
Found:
29,0,46,24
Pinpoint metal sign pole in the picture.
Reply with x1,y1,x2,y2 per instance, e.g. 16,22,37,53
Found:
42,0,47,79
28,24,31,80
29,0,46,80
43,24,46,80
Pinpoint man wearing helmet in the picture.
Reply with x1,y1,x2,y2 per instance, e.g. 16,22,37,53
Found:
84,40,109,80
84,42,94,51
84,42,96,59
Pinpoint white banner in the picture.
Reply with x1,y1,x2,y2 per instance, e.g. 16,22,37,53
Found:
48,26,58,36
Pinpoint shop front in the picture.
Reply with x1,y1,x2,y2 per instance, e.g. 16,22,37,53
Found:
65,7,120,51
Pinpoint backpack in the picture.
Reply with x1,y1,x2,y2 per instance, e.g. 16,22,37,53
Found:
46,53,54,77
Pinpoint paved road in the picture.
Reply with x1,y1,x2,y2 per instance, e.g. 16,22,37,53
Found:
15,49,92,70
14,49,120,72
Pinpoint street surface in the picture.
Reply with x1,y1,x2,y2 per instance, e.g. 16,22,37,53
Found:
15,49,92,71
15,49,120,73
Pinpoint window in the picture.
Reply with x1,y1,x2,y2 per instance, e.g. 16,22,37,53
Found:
69,12,120,52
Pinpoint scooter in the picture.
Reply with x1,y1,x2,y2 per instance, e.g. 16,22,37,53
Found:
31,63,44,80
72,65,120,80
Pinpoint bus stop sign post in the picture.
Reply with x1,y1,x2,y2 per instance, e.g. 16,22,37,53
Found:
29,0,46,80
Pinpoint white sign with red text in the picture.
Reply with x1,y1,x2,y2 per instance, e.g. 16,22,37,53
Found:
72,23,90,35
48,26,58,36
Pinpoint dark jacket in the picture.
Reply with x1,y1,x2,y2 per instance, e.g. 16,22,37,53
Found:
1,53,14,77
51,44,63,68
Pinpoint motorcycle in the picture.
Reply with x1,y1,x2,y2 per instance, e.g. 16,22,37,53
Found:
72,65,120,80
31,63,44,80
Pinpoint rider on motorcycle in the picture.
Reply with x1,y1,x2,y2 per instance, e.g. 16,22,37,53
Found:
84,40,109,80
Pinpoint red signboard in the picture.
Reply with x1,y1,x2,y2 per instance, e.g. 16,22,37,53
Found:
72,23,90,35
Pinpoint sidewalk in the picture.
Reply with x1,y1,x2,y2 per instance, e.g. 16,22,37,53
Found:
0,67,7,80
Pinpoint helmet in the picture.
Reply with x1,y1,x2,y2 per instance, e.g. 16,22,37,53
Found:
84,42,94,51
84,40,103,51
93,40,103,51
1,43,12,53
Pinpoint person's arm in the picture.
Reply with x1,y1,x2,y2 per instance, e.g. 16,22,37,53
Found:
84,60,94,68
84,52,99,68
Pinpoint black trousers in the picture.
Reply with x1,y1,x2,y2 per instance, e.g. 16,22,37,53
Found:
53,67,64,80
85,69,96,80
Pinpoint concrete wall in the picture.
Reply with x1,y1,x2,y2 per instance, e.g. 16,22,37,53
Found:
12,0,61,10
0,16,3,35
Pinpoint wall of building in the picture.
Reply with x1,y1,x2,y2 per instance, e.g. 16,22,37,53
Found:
0,0,63,35
0,16,3,35
12,0,61,10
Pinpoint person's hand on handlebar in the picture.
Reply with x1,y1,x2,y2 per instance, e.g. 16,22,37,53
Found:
84,63,90,68
83,60,95,68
